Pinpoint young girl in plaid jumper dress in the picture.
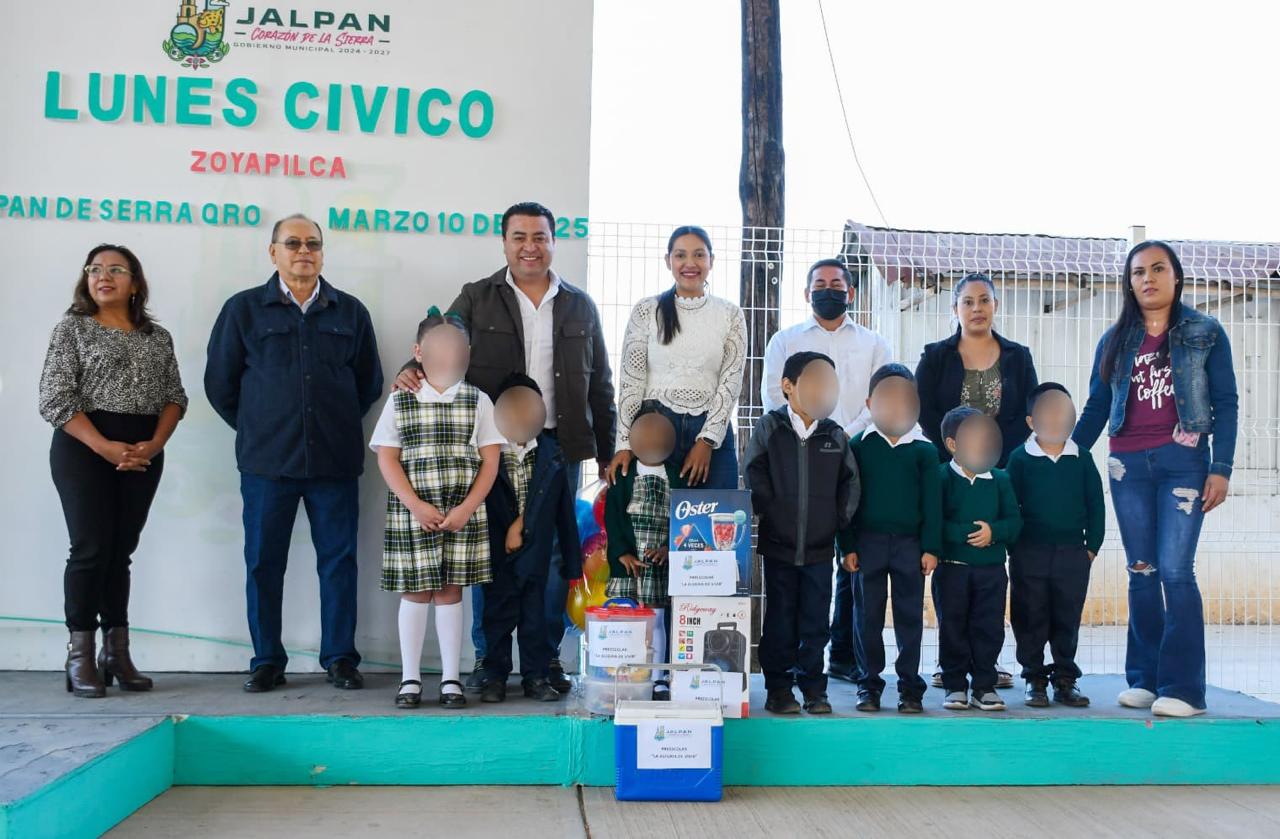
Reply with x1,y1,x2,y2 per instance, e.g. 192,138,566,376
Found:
604,403,685,699
371,309,503,708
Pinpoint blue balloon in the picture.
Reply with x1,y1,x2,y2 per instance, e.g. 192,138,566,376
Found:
576,499,600,544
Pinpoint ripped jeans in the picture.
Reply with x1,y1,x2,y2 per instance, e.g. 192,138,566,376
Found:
1107,442,1209,708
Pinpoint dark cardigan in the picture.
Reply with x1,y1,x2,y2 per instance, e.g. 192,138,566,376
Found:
914,329,1038,467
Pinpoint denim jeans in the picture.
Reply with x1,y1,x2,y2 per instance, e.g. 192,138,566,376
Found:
1107,442,1210,708
240,474,361,671
653,405,739,490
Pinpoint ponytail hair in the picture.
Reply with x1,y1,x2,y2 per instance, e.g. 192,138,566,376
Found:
416,305,469,342
657,225,714,345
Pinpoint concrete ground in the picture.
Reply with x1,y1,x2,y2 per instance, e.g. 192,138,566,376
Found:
110,784,1280,838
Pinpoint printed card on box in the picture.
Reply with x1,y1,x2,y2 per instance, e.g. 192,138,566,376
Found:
668,489,752,596
670,596,751,718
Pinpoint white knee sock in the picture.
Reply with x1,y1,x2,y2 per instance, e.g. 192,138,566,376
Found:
435,601,464,695
398,599,431,695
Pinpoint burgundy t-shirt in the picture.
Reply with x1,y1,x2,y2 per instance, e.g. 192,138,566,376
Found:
1110,331,1179,453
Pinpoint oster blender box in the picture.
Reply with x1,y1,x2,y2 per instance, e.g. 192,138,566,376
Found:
670,596,752,718
667,489,752,597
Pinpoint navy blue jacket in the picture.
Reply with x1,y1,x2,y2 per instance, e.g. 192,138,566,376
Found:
204,274,383,479
485,431,582,582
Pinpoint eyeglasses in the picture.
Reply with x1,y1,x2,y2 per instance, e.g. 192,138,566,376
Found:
274,238,324,252
84,265,133,278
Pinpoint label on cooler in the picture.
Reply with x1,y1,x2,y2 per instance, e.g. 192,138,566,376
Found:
635,719,712,769
667,550,737,595
586,619,648,666
669,668,735,707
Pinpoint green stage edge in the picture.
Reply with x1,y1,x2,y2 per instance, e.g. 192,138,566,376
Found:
6,714,1280,837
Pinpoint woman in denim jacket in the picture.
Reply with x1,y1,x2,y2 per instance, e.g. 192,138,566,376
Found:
1074,240,1238,717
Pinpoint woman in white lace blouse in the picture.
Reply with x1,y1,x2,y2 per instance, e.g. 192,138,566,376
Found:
607,226,747,489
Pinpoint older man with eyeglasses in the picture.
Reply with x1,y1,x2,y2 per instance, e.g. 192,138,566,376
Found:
205,213,383,693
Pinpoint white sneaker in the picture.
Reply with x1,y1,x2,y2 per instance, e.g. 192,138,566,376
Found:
1117,688,1157,709
943,690,969,710
1152,697,1206,717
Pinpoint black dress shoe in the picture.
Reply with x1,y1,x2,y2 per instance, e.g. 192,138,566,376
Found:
326,660,364,690
465,658,490,693
480,678,506,703
522,677,561,702
855,691,881,712
803,693,832,714
765,689,801,714
897,697,924,714
395,680,422,709
243,664,286,693
440,679,468,708
548,659,572,694
1024,681,1050,707
1053,681,1090,707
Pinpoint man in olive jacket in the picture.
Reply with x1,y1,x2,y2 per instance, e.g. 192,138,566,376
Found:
397,202,616,471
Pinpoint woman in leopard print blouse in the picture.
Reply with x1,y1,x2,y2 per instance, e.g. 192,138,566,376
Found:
38,244,188,698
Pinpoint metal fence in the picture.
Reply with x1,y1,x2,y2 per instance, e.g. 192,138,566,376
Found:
585,220,1280,701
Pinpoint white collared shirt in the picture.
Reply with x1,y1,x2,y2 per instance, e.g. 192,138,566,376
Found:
863,422,930,448
506,269,561,429
1024,436,1079,464
634,461,669,480
504,436,539,464
279,277,320,314
761,314,892,437
369,382,504,451
949,459,994,485
787,404,820,441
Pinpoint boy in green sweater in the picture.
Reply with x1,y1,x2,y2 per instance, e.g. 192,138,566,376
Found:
937,406,1022,711
838,364,941,714
1006,382,1104,708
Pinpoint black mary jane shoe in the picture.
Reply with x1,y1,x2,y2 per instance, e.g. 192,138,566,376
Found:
395,680,423,709
439,679,468,708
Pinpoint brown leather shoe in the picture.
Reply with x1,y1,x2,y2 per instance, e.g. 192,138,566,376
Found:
66,630,105,698
99,627,153,692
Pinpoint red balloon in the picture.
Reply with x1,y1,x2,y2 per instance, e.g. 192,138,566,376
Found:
592,484,607,529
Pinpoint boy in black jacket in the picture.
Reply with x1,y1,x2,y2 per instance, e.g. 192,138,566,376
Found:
480,374,582,703
744,351,860,715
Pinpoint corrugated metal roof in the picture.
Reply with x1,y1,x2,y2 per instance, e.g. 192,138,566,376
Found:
843,220,1280,287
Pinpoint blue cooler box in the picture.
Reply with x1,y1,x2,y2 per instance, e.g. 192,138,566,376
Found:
613,700,723,801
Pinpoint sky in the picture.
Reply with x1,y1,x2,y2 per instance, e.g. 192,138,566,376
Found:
589,0,1279,243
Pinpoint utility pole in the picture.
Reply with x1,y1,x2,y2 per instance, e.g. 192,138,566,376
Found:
738,0,784,426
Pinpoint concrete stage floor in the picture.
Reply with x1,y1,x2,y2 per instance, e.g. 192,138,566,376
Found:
3,670,1279,837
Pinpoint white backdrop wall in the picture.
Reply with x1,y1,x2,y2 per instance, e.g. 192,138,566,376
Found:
0,0,594,670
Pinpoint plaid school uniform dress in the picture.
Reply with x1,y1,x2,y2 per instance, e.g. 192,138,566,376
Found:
606,472,671,608
503,446,535,516
381,386,491,592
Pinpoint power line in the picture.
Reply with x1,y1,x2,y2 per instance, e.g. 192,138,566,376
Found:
816,0,890,227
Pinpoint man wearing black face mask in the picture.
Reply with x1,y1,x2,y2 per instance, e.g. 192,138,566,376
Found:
761,258,894,685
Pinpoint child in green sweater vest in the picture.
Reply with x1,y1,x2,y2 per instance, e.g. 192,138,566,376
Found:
937,407,1022,711
1006,382,1104,708
837,364,941,713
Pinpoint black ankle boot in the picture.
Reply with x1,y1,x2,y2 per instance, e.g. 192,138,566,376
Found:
99,627,153,691
66,631,105,698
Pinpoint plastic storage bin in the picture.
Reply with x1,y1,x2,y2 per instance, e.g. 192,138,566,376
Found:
583,599,656,715
614,700,724,801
